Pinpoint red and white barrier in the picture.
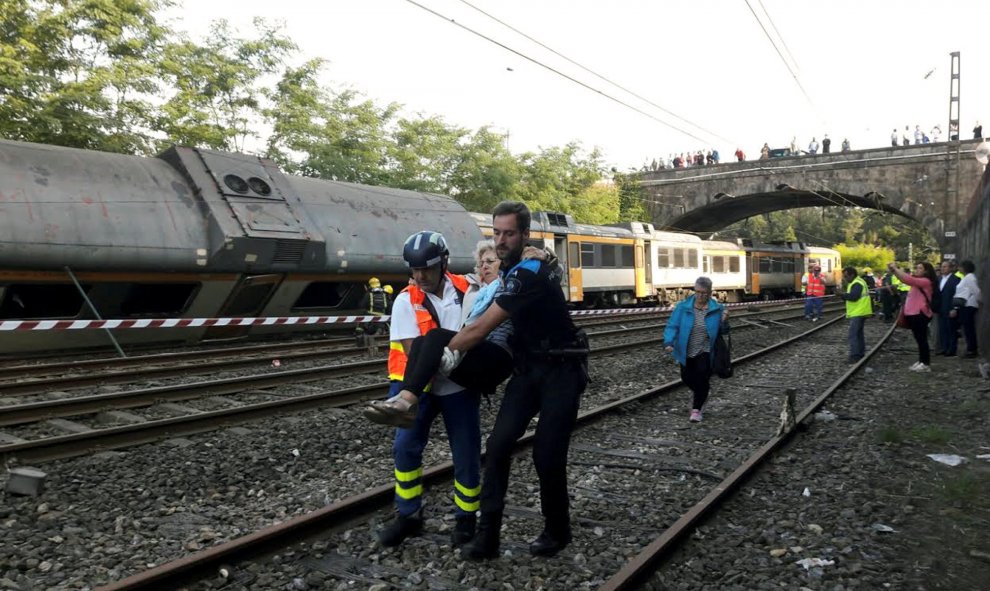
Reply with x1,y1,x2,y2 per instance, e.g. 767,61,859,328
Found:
0,296,830,331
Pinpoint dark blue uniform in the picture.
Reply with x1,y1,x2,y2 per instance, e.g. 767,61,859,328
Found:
480,258,589,537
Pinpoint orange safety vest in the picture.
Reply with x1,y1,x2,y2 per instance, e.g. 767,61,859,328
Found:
805,273,826,297
387,272,470,381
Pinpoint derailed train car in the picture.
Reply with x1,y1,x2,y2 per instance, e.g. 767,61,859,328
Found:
0,140,481,353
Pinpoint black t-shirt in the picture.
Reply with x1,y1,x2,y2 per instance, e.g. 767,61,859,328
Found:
495,258,578,353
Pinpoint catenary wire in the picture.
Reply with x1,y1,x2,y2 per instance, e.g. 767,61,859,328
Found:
743,0,818,115
402,0,714,145
453,0,735,147
756,0,800,74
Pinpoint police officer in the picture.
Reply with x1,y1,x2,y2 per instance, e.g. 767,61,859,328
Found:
444,201,589,560
369,231,481,548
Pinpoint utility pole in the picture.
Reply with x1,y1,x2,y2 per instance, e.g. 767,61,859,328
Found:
945,51,961,255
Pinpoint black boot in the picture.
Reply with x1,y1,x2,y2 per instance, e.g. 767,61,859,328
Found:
451,513,476,546
530,517,572,557
464,512,501,560
377,510,423,547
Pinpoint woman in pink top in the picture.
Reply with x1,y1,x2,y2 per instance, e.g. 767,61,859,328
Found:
888,261,937,371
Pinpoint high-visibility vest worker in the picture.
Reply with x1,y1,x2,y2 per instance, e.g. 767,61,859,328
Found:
804,272,826,297
891,274,910,292
845,276,873,318
386,272,469,381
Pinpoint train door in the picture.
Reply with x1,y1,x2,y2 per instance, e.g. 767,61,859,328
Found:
205,274,284,340
633,240,653,298
554,234,570,301
747,253,759,294
567,238,583,303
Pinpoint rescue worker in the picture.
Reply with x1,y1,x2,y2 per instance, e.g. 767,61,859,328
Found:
840,267,873,363
371,231,481,548
359,277,391,336
802,263,826,321
444,201,589,560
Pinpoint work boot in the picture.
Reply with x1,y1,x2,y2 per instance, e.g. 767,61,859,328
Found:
451,513,476,546
377,510,423,547
529,527,572,557
464,512,502,560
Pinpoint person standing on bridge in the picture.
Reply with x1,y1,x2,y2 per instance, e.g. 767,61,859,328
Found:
735,147,746,161
902,126,911,146
808,137,819,154
822,135,831,154
975,121,983,139
840,267,873,364
842,138,851,152
891,129,899,147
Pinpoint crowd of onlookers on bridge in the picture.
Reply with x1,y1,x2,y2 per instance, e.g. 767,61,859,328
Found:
642,120,984,172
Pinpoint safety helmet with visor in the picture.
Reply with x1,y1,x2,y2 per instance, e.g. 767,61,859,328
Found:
403,231,449,269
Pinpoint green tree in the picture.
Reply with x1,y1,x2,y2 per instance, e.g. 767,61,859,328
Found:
448,127,521,213
156,18,295,151
834,243,896,270
0,0,170,153
388,115,466,193
515,143,607,220
614,172,647,222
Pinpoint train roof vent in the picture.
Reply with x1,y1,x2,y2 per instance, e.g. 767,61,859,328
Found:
273,239,307,264
546,212,568,226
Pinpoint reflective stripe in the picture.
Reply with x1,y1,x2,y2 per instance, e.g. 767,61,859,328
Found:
454,494,480,512
454,479,481,497
395,483,423,500
395,467,423,482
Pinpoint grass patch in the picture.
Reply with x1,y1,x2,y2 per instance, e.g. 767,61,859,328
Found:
939,473,989,507
877,426,905,444
909,425,953,445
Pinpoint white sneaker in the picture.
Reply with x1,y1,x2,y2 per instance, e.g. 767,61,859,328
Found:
909,361,922,370
915,364,931,373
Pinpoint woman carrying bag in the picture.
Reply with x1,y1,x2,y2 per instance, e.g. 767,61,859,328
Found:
889,261,937,372
663,277,729,423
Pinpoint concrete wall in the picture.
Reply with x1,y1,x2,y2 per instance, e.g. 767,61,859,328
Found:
955,162,990,365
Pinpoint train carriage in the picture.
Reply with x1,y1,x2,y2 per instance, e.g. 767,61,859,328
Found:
703,240,747,302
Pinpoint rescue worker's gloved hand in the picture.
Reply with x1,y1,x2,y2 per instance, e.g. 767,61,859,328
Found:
439,346,464,375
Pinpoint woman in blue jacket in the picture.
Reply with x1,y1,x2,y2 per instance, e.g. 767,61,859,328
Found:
663,277,729,423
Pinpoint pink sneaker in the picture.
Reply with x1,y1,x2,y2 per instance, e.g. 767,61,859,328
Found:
689,409,703,423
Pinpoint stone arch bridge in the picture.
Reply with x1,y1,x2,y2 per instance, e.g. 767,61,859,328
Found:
639,140,986,249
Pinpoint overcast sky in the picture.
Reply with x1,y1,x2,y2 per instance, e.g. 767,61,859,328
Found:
165,0,989,170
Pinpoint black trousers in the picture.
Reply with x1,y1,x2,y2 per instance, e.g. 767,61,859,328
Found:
479,357,587,533
907,314,931,365
680,353,711,410
403,329,514,397
959,307,979,353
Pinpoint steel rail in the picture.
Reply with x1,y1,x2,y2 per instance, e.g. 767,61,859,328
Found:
597,321,898,590
0,301,819,396
0,307,836,427
93,315,844,591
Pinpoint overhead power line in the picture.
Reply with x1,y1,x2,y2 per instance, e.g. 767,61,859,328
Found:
454,0,735,146
756,0,800,74
402,0,716,146
743,0,819,115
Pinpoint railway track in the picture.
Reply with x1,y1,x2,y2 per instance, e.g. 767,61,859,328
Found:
0,304,841,464
89,311,891,590
0,300,837,395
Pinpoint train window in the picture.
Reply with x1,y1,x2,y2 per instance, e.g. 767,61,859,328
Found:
601,245,616,267
826,258,832,272
759,258,772,273
293,282,353,309
713,256,725,273
0,284,88,319
687,249,698,268
120,283,199,316
673,249,685,268
703,257,709,273
580,243,595,267
621,245,634,267
730,256,741,272
657,247,671,268
771,259,783,273
569,243,580,268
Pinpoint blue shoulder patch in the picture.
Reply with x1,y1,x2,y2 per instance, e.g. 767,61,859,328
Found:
515,259,541,273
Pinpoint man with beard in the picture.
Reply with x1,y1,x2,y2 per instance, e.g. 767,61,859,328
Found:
443,201,590,560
